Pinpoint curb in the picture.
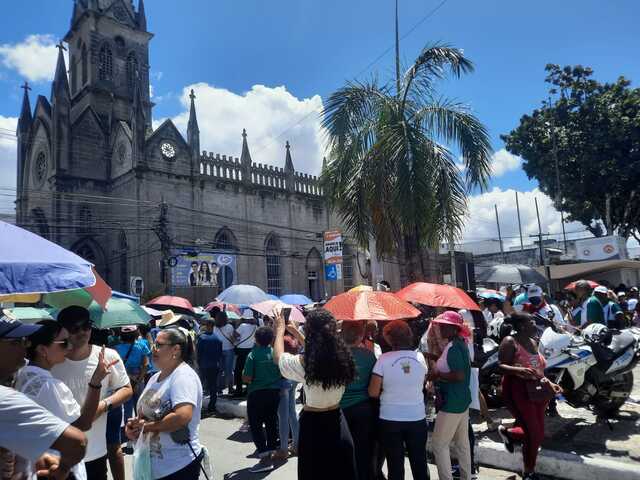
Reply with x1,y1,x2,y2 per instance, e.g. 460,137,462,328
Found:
208,397,638,480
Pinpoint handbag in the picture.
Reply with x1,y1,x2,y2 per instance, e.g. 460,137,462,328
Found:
133,427,152,480
525,378,555,403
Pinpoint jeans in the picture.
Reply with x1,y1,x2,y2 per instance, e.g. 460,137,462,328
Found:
156,449,203,480
379,418,429,480
201,366,220,410
278,380,299,450
218,350,235,392
234,348,252,394
247,389,280,454
84,455,108,480
432,409,471,480
342,400,375,480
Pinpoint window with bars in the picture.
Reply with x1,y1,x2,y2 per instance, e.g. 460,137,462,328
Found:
126,52,138,92
98,44,113,81
342,244,354,291
266,236,281,296
214,230,234,250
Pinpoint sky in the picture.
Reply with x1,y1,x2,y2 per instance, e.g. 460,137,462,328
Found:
1,0,639,248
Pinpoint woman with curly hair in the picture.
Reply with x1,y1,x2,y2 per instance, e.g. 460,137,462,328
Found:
273,308,356,480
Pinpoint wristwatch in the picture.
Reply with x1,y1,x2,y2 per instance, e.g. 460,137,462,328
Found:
104,399,113,412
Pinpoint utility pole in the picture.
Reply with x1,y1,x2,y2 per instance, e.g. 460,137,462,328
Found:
154,201,172,294
515,191,524,251
449,236,457,287
494,204,505,263
533,197,551,287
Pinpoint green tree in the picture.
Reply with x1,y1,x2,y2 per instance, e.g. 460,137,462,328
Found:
321,44,492,281
502,64,640,240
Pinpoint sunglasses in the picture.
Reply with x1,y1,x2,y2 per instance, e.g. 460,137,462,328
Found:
67,322,92,333
52,339,70,349
152,341,176,350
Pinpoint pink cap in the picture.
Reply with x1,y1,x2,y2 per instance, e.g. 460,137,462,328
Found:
432,311,463,326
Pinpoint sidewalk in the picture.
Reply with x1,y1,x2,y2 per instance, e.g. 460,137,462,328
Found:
209,395,640,480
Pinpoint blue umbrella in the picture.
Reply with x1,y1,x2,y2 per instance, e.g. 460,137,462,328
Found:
0,221,96,295
217,284,270,306
280,294,313,305
112,290,139,303
266,294,280,301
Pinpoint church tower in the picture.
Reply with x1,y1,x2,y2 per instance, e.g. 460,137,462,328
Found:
64,0,153,136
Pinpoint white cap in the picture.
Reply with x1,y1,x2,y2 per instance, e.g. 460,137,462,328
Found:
527,284,543,298
241,309,254,320
617,291,626,297
594,286,609,294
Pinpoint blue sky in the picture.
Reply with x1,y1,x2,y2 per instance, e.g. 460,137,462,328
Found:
1,0,639,245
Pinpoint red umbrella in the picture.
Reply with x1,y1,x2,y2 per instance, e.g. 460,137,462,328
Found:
396,282,480,311
146,295,195,315
204,301,241,315
324,291,421,321
564,280,599,291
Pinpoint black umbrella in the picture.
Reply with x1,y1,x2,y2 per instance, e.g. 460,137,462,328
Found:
476,264,548,285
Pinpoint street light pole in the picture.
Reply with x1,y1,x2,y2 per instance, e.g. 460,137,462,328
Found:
548,98,568,252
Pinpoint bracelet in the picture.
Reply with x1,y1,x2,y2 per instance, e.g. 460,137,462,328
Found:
88,382,101,390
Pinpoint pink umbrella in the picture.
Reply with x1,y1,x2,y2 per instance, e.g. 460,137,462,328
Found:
146,295,194,316
204,301,241,315
250,300,306,323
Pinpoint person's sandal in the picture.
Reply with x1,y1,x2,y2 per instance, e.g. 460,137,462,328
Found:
272,449,289,461
498,425,515,453
249,457,274,473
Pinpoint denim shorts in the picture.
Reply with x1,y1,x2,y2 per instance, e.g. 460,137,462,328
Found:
105,404,123,445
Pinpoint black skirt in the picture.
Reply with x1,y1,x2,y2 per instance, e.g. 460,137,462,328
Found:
298,409,358,480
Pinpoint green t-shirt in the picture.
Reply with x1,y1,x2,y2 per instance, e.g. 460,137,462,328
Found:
242,345,281,393
585,296,605,325
340,347,377,409
437,338,471,414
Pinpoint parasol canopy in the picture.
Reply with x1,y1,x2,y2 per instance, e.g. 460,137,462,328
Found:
324,291,420,321
146,295,195,315
2,307,55,322
204,301,241,315
250,300,306,323
216,284,270,306
396,283,480,311
88,298,150,329
280,294,313,306
476,288,506,301
476,264,547,285
348,285,373,293
564,280,599,291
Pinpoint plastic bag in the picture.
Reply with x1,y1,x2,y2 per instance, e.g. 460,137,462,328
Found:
199,445,214,480
133,428,152,480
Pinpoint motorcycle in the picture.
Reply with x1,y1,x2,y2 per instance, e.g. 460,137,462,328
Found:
540,324,640,415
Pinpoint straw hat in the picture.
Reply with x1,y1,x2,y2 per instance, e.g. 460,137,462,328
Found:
157,310,184,328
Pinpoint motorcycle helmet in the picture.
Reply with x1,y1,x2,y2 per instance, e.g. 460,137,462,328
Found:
488,317,504,340
582,323,612,345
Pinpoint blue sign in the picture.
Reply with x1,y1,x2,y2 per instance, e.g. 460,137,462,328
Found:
325,264,337,281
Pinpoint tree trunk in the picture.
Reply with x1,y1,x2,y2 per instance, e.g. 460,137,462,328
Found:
402,232,425,284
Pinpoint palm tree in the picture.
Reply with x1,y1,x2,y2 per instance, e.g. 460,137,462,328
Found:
321,42,493,282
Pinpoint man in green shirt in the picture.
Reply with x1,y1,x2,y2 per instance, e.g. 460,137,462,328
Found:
583,286,608,326
242,326,281,473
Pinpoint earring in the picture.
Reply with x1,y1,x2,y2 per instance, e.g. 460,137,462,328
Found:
172,355,177,360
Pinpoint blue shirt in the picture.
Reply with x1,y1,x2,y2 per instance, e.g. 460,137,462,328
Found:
197,332,223,369
114,340,151,374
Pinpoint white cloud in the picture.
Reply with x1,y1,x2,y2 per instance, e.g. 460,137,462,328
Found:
461,187,585,249
168,83,326,175
0,116,18,215
0,34,63,83
490,148,522,177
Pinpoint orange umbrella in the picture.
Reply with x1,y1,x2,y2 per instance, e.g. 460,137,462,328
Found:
396,282,480,311
324,291,421,321
564,280,599,291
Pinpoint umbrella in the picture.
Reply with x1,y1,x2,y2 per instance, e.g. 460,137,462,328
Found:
146,295,194,315
280,294,313,305
475,264,547,285
250,300,306,323
112,290,140,302
348,285,373,293
204,301,241,315
266,294,280,301
0,220,101,294
216,284,270,306
396,283,480,311
476,288,506,301
88,297,150,329
2,307,55,322
564,280,599,291
324,291,421,321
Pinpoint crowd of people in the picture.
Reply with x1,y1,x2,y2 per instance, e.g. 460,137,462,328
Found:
0,277,635,480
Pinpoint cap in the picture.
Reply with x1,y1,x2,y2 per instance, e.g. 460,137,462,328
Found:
594,286,609,294
617,291,627,297
631,287,639,292
432,311,463,326
0,315,42,339
120,325,138,333
527,285,543,298
242,309,254,320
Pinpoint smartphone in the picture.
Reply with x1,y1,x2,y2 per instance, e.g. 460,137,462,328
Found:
283,307,292,324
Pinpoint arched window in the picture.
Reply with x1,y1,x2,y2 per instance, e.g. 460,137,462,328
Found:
342,243,354,291
265,235,281,296
77,205,93,235
70,55,77,94
31,208,49,239
119,231,128,292
126,52,138,92
214,228,235,251
98,44,113,81
81,43,88,85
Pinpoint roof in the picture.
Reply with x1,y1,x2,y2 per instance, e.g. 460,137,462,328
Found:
539,260,640,280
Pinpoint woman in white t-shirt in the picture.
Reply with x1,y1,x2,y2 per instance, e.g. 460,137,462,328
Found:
368,320,428,480
213,311,236,394
125,328,204,480
15,320,114,480
273,308,357,480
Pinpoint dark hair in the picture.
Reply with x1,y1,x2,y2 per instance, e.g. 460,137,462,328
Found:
57,305,90,327
341,321,365,345
26,320,63,360
160,327,194,364
191,261,198,267
214,310,228,327
505,312,534,333
120,331,137,343
382,320,414,350
303,309,355,389
255,326,274,346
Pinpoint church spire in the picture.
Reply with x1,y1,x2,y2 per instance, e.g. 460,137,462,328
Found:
284,141,295,172
240,129,252,164
187,89,200,157
18,81,32,133
51,42,70,101
137,0,147,31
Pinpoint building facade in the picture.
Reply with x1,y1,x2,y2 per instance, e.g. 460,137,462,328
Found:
15,0,399,301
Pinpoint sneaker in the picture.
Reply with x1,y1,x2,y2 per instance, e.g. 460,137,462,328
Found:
486,419,500,432
498,425,515,454
249,458,274,473
272,449,289,461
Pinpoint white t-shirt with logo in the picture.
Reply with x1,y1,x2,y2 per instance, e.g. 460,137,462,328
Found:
372,350,428,421
51,345,130,462
137,362,203,479
235,323,257,349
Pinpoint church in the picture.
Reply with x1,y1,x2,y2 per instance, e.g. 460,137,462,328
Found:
15,0,402,302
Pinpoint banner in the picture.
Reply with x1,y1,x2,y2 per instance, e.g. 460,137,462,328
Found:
170,250,237,289
574,236,627,261
324,230,343,265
